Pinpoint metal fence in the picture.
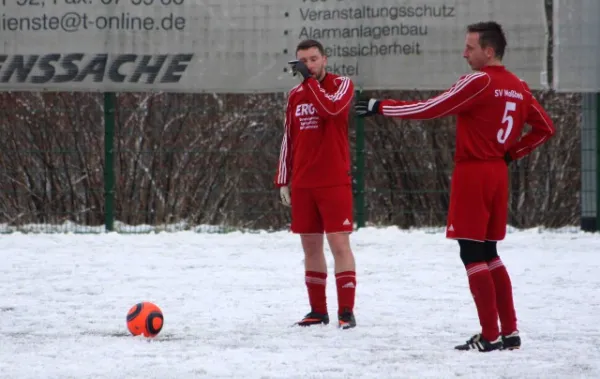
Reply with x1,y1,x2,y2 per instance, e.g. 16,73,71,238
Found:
0,89,593,234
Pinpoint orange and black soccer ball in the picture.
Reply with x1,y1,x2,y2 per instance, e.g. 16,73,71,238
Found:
126,302,164,338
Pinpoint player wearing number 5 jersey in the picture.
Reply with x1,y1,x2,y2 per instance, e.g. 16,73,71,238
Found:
355,21,555,352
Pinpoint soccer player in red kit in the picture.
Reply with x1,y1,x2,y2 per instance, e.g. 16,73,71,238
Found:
274,39,357,329
355,22,555,351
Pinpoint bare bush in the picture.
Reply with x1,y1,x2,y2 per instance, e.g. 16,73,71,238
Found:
0,88,581,231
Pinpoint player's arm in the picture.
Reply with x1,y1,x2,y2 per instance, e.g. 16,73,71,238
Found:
355,72,490,119
288,59,354,119
274,99,293,188
302,76,354,119
505,95,555,161
274,97,293,206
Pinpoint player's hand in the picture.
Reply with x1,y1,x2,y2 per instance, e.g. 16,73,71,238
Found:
504,152,513,165
288,60,311,81
355,98,381,117
280,186,291,207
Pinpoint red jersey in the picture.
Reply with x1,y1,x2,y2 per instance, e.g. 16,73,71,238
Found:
378,65,555,162
275,73,354,189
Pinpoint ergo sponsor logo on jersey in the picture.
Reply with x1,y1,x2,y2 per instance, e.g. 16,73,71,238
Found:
295,103,316,117
296,103,320,130
0,53,193,84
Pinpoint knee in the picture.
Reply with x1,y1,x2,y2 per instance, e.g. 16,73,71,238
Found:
458,239,485,266
483,241,499,262
304,247,323,259
327,233,353,258
301,235,324,258
330,244,353,259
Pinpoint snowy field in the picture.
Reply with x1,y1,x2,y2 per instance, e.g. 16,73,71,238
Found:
1,227,599,379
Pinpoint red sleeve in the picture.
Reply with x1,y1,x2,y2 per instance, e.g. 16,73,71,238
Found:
378,72,491,119
506,93,555,161
274,94,293,187
302,76,354,119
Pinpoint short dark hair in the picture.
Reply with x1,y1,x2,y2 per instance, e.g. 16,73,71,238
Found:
467,21,507,59
296,39,326,56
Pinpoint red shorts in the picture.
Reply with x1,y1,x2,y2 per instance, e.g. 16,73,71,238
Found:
446,160,508,242
290,184,353,234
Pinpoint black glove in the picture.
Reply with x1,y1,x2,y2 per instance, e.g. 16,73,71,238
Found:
504,152,513,164
288,60,311,81
355,98,381,117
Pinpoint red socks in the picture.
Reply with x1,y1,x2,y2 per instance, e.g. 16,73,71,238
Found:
335,271,356,315
305,271,327,314
305,271,356,316
488,257,518,335
466,263,500,341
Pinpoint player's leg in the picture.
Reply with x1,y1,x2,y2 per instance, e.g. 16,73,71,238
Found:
453,239,502,352
485,164,520,349
326,232,356,329
484,241,520,349
291,187,329,326
317,184,357,329
448,163,502,352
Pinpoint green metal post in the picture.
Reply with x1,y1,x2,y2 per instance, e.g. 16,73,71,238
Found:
104,92,116,232
354,89,366,229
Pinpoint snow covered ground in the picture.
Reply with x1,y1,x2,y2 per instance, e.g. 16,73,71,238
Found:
1,227,599,379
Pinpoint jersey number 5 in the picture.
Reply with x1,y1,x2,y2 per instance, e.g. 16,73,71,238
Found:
497,101,516,144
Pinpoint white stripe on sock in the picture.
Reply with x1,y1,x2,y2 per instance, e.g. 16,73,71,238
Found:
487,259,504,271
466,263,489,276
